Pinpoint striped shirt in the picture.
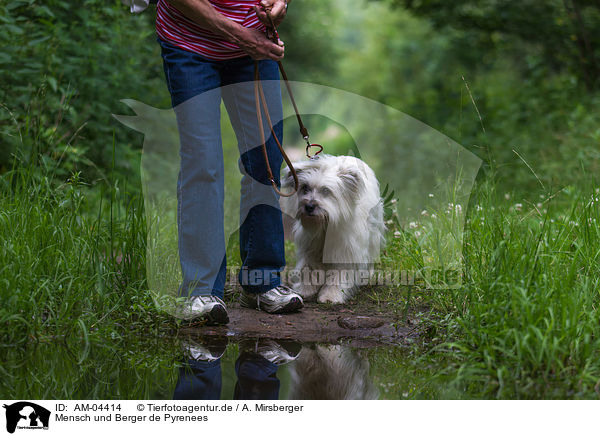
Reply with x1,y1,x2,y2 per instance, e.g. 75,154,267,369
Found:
156,0,265,60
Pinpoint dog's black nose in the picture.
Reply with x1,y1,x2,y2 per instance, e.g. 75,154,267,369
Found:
304,203,316,214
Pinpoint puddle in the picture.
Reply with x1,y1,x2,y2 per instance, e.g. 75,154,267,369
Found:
0,334,467,400
176,339,382,400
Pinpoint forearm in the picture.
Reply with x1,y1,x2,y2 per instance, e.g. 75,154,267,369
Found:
167,0,285,60
167,0,245,45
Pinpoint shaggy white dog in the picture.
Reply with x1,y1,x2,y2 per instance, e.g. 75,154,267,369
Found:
281,155,385,303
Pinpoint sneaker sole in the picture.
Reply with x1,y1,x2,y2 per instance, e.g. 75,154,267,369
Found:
265,297,304,314
182,304,229,326
206,304,230,325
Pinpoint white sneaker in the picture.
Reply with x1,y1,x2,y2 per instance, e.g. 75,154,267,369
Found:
182,337,228,362
241,339,302,365
175,295,229,325
240,285,304,314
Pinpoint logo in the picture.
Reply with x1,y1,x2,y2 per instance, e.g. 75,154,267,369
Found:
114,86,482,299
3,402,50,434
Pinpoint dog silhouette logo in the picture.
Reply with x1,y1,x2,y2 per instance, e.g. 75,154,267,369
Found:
114,82,482,296
3,402,50,434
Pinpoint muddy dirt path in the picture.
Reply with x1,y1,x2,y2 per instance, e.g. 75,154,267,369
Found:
181,302,423,347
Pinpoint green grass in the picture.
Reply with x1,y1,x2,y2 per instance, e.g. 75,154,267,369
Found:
2,142,600,398
373,178,600,399
447,181,600,398
0,159,174,348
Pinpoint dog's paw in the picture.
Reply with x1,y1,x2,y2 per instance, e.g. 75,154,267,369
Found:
294,284,320,301
317,286,349,304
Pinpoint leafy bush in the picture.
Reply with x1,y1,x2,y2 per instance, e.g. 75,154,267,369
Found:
0,0,169,181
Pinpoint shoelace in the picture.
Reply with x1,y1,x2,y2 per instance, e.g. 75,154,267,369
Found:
196,295,225,306
256,285,295,310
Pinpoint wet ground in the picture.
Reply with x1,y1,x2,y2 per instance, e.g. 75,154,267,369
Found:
1,302,465,400
181,302,423,347
169,303,430,399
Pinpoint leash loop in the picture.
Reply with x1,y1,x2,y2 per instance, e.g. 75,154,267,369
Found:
305,143,323,159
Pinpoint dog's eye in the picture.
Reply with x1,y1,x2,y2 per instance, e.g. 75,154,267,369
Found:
300,184,310,194
320,187,332,196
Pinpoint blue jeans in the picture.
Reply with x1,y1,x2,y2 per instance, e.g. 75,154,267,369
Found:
158,37,285,298
173,353,279,400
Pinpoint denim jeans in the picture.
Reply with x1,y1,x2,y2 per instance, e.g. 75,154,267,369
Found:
173,353,279,400
158,37,285,298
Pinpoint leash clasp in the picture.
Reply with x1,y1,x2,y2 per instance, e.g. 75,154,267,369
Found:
306,139,323,159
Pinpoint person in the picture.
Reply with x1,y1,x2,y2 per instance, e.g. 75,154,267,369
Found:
156,0,304,325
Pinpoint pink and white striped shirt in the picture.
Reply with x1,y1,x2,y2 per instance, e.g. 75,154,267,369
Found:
156,0,265,60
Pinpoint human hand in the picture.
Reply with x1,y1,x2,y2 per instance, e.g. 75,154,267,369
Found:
253,0,287,27
238,27,285,60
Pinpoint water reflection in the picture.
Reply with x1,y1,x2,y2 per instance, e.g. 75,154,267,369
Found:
289,345,379,400
175,338,301,400
2,337,447,400
174,338,377,400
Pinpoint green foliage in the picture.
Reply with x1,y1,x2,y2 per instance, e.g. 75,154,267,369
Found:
322,0,600,194
392,0,600,90
0,0,168,180
278,0,342,84
375,177,600,398
445,180,600,398
0,162,173,347
3,0,600,399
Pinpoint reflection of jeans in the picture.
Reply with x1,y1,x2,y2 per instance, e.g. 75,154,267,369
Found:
158,38,285,298
173,354,279,400
234,352,280,400
173,359,222,400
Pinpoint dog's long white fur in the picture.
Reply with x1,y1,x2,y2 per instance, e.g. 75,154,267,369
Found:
281,155,386,303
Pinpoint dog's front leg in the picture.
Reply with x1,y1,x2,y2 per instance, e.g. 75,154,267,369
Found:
289,262,322,301
317,266,356,304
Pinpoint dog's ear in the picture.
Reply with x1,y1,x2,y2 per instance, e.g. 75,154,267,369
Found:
282,159,320,189
281,165,299,189
338,167,364,195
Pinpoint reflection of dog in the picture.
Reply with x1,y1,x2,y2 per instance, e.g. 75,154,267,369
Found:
282,155,385,303
288,344,379,399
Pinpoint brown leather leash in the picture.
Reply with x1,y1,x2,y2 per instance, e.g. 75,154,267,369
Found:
254,6,323,197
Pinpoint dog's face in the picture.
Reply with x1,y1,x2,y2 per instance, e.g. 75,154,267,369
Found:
283,156,364,227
